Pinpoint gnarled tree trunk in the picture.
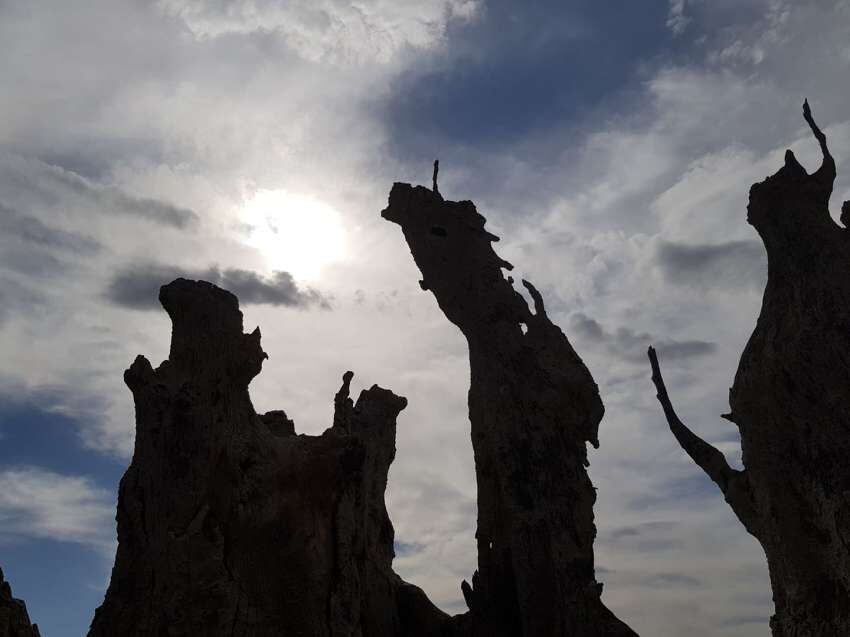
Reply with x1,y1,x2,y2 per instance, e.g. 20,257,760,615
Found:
89,176,639,635
88,279,450,637
648,101,850,636
383,181,637,637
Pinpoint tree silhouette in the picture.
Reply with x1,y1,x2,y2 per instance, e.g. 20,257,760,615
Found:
649,101,850,636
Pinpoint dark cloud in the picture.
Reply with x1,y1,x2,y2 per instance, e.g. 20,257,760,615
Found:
0,290,7,327
0,276,46,325
0,154,198,229
609,520,677,541
105,263,330,311
0,243,65,277
643,573,701,588
0,203,101,254
570,313,716,364
714,429,742,444
0,203,101,278
720,615,770,628
608,521,684,552
655,240,766,290
628,473,719,511
394,541,426,557
45,164,198,229
381,0,673,156
37,138,166,182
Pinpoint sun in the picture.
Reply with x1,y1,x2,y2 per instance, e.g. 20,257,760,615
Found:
240,189,347,281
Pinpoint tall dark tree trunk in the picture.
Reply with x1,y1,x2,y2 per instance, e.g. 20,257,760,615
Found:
383,182,637,637
648,101,850,636
88,180,638,634
88,279,450,637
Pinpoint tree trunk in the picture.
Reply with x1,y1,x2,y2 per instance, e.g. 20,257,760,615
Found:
88,279,450,637
648,101,850,636
383,182,637,637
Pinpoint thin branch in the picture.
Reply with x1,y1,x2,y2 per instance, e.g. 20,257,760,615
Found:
803,99,831,160
647,346,760,534
803,99,836,184
647,346,737,492
432,159,440,196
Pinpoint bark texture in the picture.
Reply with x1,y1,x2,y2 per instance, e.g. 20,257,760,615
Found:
88,278,450,637
382,183,636,637
648,101,850,636
0,568,40,637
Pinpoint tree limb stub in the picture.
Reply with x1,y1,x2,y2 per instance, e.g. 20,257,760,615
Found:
432,159,440,196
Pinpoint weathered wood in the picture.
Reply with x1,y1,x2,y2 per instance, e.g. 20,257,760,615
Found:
383,183,637,637
88,279,450,636
649,101,850,636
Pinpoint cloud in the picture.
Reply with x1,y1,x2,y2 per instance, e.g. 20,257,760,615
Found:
721,615,771,628
0,203,101,255
105,263,331,310
644,572,702,588
609,520,677,541
0,154,198,230
1,2,846,634
394,540,426,557
569,312,717,365
627,473,721,512
0,466,115,554
655,239,766,291
379,0,671,156
0,276,46,328
667,1,691,35
0,201,102,284
607,521,686,552
158,0,479,63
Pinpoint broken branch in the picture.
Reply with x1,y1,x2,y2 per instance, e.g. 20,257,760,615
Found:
647,346,760,533
803,99,834,165
647,346,737,493
432,159,440,196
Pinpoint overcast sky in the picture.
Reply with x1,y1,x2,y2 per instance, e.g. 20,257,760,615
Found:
1,1,849,636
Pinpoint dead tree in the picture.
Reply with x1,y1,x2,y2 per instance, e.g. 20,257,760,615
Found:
383,182,637,637
88,279,451,636
648,101,850,636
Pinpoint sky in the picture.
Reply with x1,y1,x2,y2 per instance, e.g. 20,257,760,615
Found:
1,1,849,635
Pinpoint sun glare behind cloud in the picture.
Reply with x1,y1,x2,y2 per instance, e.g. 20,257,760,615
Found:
240,189,347,282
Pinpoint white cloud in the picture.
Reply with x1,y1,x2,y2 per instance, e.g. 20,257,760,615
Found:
0,467,115,555
1,1,849,635
157,0,479,64
667,0,691,35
